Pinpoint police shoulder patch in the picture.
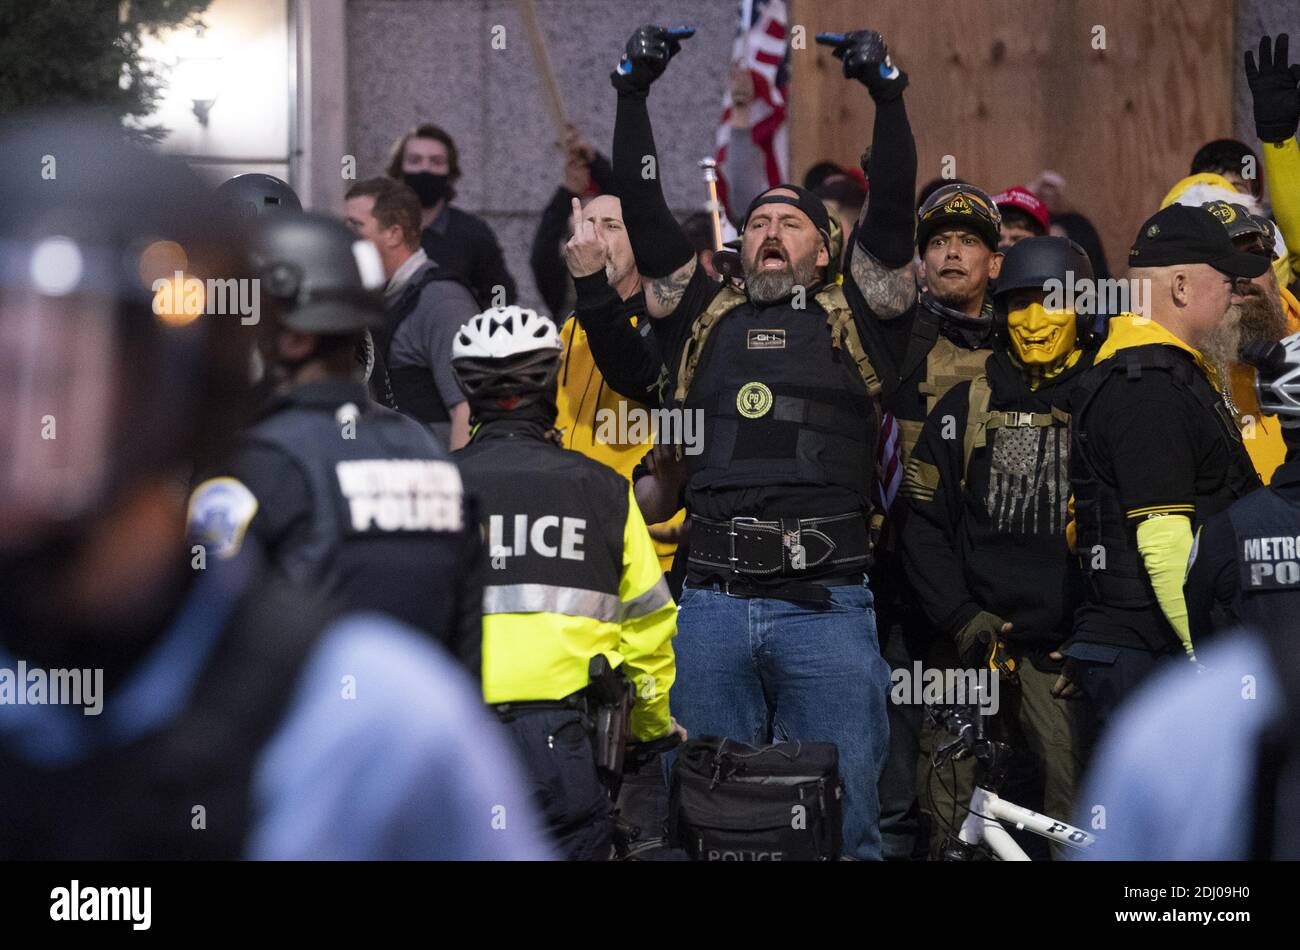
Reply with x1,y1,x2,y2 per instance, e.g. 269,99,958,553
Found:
187,477,259,559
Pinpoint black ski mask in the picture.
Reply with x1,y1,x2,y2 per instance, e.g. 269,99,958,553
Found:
403,172,451,209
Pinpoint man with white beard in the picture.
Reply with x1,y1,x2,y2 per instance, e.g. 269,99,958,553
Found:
1056,204,1269,728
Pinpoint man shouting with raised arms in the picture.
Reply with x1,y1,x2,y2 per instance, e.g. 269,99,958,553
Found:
608,23,908,859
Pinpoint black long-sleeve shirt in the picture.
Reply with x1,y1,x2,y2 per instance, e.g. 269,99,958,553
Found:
420,204,516,310
856,96,917,269
612,88,695,279
573,272,664,408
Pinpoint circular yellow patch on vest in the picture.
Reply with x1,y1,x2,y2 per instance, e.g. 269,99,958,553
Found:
736,381,774,419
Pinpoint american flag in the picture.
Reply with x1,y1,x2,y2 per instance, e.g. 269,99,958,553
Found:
714,0,791,219
875,411,904,540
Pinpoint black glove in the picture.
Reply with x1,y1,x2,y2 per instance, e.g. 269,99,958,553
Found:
954,610,1007,669
1245,33,1300,143
816,29,909,102
610,24,695,95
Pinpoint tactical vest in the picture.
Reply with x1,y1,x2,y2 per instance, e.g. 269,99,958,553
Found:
456,426,628,616
0,575,333,858
673,283,881,504
1071,344,1259,614
889,305,994,464
372,264,460,423
959,374,1072,488
244,398,467,636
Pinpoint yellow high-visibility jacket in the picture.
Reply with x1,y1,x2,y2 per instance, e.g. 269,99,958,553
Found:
458,423,677,741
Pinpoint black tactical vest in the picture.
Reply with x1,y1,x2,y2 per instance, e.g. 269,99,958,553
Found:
244,394,468,639
683,296,878,505
372,263,460,424
857,296,995,465
0,574,334,858
455,422,626,604
1071,344,1260,613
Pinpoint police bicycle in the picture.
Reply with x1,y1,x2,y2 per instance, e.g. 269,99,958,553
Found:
926,701,1096,860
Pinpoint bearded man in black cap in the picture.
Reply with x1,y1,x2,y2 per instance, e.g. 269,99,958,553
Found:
607,23,900,860
1061,203,1268,727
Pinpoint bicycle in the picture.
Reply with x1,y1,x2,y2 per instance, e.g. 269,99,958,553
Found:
926,702,1096,860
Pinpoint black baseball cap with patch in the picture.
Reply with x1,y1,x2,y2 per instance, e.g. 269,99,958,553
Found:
1201,199,1265,241
916,182,1002,250
1129,203,1268,278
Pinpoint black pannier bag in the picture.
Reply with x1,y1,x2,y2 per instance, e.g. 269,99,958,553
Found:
668,736,844,860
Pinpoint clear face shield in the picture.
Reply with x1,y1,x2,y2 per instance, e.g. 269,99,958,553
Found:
0,242,123,552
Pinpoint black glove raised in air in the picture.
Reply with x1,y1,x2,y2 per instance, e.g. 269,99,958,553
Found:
1245,33,1300,143
816,29,909,102
610,24,695,95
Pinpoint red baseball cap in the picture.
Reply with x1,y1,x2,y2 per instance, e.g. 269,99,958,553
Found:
993,185,1050,235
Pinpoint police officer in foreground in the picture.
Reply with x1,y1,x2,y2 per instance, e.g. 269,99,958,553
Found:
1060,204,1268,726
900,237,1099,858
188,212,484,673
451,306,682,860
1186,331,1300,639
0,111,547,859
607,24,896,860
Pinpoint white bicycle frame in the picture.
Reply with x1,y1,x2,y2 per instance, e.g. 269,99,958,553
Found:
956,785,1096,860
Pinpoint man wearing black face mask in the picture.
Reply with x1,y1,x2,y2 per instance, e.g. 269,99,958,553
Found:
386,123,518,310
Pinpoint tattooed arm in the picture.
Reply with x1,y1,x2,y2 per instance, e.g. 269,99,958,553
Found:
643,257,699,319
850,237,918,320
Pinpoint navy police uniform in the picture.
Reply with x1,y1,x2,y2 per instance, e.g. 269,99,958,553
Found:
188,380,483,674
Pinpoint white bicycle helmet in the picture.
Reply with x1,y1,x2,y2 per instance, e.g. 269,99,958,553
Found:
1248,331,1300,428
452,306,563,408
453,306,561,360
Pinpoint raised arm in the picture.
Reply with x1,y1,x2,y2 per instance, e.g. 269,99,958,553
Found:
563,196,666,406
818,30,918,319
1246,34,1300,285
610,25,699,318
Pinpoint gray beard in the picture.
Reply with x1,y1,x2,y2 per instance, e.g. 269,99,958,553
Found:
1204,304,1245,387
745,256,818,305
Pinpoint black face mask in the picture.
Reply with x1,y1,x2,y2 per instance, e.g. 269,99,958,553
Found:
403,172,450,209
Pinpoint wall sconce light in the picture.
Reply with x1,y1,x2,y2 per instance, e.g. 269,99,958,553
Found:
173,24,224,128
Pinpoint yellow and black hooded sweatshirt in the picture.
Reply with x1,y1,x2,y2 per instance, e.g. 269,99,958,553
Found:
556,280,685,572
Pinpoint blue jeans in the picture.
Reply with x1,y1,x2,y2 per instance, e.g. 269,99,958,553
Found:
672,579,892,860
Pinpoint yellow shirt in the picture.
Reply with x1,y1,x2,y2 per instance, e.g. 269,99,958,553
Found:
555,315,685,571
